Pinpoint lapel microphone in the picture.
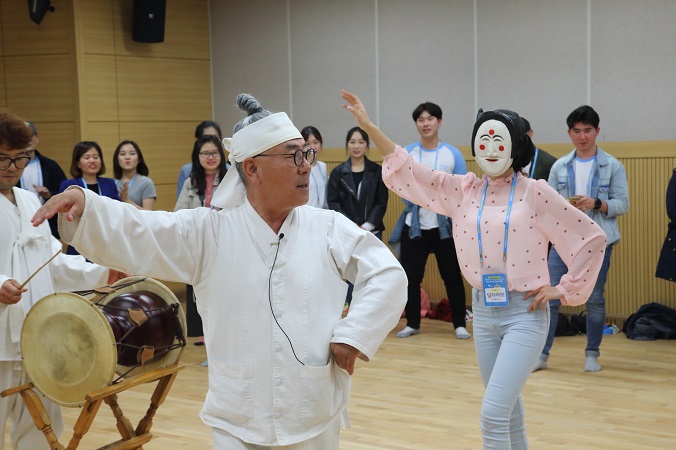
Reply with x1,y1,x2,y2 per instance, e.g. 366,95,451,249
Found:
268,231,304,365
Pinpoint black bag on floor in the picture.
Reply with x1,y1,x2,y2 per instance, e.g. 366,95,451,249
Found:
555,313,577,336
623,302,676,341
569,311,587,335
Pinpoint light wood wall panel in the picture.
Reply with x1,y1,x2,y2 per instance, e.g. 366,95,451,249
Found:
154,184,179,213
112,0,211,60
3,55,76,122
75,0,212,212
0,58,6,107
79,0,115,55
322,143,676,322
0,0,73,56
115,57,211,122
82,122,121,165
117,121,196,185
84,54,119,122
33,122,79,173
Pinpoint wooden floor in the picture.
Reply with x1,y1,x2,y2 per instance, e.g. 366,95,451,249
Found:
5,317,676,449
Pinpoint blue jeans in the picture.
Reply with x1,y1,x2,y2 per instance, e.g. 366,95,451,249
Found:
472,289,549,449
542,245,614,356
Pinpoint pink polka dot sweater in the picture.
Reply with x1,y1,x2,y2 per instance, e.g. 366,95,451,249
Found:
383,146,607,306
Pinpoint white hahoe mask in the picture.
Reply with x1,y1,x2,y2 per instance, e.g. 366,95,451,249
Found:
474,119,513,177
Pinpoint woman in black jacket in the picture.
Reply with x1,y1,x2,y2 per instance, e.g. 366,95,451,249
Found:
328,127,389,307
328,126,389,239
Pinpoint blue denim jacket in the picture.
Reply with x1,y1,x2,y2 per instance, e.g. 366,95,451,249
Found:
388,141,464,243
548,147,629,245
388,200,452,243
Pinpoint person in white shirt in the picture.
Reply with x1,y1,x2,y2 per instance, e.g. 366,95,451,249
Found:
33,94,407,450
0,110,116,450
300,126,328,209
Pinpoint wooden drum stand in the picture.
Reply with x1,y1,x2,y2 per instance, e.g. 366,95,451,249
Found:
1,363,184,450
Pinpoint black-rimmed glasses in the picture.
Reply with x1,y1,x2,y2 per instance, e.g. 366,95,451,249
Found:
0,156,31,170
254,149,316,167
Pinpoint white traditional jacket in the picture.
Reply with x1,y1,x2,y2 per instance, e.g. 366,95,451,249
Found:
0,188,108,361
60,189,407,446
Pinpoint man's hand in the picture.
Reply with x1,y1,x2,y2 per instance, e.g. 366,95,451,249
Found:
0,279,27,305
33,185,51,200
31,189,86,227
330,342,360,375
524,285,561,312
107,269,129,285
570,195,595,212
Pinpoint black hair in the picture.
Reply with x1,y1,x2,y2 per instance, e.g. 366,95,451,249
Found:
300,126,323,145
521,117,531,132
70,141,105,178
113,140,149,179
194,121,223,139
412,102,443,121
566,105,600,130
190,135,227,196
345,127,369,148
471,109,535,173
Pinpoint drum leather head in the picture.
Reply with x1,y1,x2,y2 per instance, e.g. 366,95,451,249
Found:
102,276,186,378
21,292,117,407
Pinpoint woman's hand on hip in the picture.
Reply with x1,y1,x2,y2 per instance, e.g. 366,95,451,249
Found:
524,285,561,312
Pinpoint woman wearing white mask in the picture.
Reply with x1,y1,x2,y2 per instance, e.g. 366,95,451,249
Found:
341,90,606,449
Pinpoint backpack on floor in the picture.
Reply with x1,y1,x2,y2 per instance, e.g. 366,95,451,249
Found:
569,311,587,335
554,313,577,336
428,298,453,322
623,302,676,341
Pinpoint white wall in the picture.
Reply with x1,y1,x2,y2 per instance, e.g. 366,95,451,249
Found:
210,0,676,148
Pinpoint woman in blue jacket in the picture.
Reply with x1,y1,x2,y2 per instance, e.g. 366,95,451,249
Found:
60,141,120,256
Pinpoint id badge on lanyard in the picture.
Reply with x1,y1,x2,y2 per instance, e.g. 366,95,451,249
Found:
477,173,517,307
481,269,508,307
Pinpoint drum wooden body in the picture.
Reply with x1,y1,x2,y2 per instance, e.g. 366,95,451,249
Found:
21,277,186,407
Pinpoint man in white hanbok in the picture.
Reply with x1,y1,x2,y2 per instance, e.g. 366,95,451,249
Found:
0,111,114,450
33,94,407,449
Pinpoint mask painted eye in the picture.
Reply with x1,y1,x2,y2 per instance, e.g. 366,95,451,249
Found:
499,145,504,151
479,144,485,150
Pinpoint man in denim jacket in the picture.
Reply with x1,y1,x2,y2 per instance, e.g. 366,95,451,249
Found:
534,105,629,372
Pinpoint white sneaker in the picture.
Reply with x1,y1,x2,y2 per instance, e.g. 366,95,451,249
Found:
396,326,420,338
455,326,471,340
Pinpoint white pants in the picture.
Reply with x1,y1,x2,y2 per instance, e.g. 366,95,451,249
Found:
0,361,63,450
212,416,340,450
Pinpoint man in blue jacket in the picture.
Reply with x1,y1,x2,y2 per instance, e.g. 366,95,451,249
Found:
535,105,629,372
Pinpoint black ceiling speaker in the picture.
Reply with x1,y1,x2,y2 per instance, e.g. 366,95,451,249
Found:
132,0,166,43
28,0,54,25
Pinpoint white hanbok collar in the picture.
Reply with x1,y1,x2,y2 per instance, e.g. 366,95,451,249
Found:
242,197,297,267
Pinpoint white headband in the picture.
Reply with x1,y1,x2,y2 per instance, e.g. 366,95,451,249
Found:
210,112,302,210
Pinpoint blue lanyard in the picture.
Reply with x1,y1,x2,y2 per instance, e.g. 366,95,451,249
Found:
310,165,325,202
529,148,539,178
476,172,518,269
417,141,442,170
126,175,136,188
81,177,102,196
